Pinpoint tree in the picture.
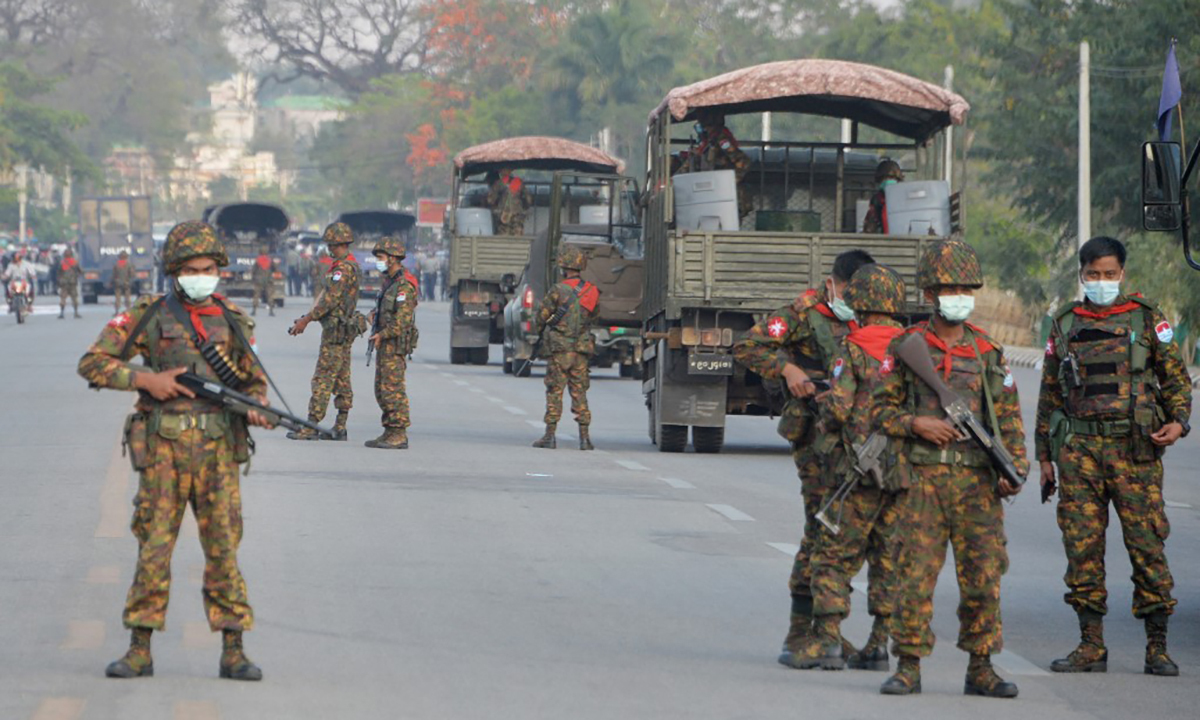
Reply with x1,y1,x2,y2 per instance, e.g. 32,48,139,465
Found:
230,0,431,96
0,62,91,178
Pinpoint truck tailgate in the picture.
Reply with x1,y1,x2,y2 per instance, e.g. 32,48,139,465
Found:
449,236,533,284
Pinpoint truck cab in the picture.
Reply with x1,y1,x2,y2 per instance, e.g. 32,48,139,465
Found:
77,196,155,303
501,171,644,377
641,59,970,452
202,203,289,306
335,210,418,298
445,137,624,365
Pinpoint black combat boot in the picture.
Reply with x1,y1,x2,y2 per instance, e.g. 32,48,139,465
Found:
1144,613,1179,676
578,425,594,451
848,615,890,671
880,654,921,695
1051,610,1107,673
73,307,81,318
329,411,349,441
106,627,154,678
964,653,1018,698
219,629,262,681
365,428,408,449
287,416,322,441
788,615,845,670
58,307,64,319
777,595,813,668
532,424,556,449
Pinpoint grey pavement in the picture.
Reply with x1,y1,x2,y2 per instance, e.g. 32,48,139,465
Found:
1,295,1198,720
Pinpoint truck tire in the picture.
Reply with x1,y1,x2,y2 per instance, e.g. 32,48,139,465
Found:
450,347,470,364
658,424,688,453
469,346,488,365
692,426,725,454
619,363,642,380
503,357,513,374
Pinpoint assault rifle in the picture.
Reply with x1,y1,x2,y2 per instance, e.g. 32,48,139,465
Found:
516,280,589,377
894,334,1026,489
816,432,887,535
177,373,337,439
1051,316,1083,390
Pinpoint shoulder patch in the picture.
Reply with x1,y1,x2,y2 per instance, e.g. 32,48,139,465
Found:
1045,337,1055,356
766,316,789,338
331,271,342,282
833,357,845,379
1156,320,1174,343
879,355,895,376
108,312,131,328
1003,364,1016,390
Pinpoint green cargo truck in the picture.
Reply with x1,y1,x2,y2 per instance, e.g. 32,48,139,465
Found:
640,59,970,452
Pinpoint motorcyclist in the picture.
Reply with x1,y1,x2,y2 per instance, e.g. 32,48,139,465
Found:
2,251,37,310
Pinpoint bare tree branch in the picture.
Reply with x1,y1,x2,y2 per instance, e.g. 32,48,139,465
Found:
0,0,79,48
230,0,431,96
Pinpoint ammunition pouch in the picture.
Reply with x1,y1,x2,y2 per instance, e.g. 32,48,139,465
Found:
775,397,813,443
402,326,420,356
123,412,151,471
1133,404,1167,462
1048,410,1073,462
878,438,913,492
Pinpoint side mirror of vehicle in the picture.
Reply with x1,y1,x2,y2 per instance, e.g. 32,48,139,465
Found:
1142,141,1183,232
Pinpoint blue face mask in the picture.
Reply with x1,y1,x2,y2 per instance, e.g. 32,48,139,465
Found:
828,280,856,322
1082,279,1121,306
937,294,975,324
374,259,389,273
881,178,898,188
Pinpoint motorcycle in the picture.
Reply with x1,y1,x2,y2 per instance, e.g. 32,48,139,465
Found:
8,278,32,324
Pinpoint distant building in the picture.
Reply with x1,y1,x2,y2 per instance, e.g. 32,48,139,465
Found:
260,95,348,145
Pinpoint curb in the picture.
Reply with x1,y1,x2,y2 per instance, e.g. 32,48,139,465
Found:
1004,346,1200,388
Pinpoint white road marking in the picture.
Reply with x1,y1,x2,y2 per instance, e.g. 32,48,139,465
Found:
1165,500,1193,509
174,701,221,720
30,698,85,720
993,649,1052,677
60,620,104,650
469,387,486,394
486,397,504,404
503,406,527,415
706,504,755,522
453,380,469,386
526,420,544,429
766,542,799,556
439,372,452,377
526,473,553,478
615,459,649,471
85,565,121,584
659,477,695,489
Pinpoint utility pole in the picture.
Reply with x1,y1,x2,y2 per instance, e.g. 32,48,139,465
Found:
1078,41,1091,249
761,112,772,147
944,65,954,187
16,163,28,244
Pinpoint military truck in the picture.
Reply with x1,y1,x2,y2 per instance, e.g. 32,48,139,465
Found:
335,210,418,297
501,171,644,377
445,136,624,365
77,196,155,303
202,203,288,306
640,59,970,452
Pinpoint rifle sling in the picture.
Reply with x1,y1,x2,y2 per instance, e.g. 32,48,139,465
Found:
969,335,1004,455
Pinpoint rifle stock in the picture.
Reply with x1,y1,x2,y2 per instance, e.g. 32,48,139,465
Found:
178,373,336,439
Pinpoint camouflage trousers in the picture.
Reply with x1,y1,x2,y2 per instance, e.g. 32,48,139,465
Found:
59,285,78,310
543,351,590,426
892,465,1007,658
125,428,252,631
374,349,410,429
1056,436,1175,618
114,283,132,313
785,441,832,598
811,486,905,620
308,339,353,421
251,282,275,313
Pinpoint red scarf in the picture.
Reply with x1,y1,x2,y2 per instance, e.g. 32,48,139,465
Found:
1073,294,1143,320
183,300,224,343
504,175,523,194
847,324,904,362
116,259,128,268
61,258,77,271
256,255,271,270
563,277,600,312
319,256,334,269
912,322,995,379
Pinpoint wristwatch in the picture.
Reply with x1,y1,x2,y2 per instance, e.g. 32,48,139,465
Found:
1176,417,1191,437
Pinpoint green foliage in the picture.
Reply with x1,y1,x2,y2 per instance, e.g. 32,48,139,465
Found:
0,62,92,178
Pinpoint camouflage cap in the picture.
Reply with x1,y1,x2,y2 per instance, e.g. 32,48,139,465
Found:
557,245,586,271
118,250,129,258
875,158,903,182
322,222,354,246
917,239,983,289
373,235,407,259
163,221,228,275
845,263,906,315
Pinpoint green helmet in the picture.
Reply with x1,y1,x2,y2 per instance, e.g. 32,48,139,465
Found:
163,221,227,275
845,263,906,315
373,235,406,259
323,222,354,246
875,158,903,183
917,239,983,290
557,245,586,271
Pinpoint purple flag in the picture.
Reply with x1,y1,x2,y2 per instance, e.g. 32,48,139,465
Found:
1158,42,1182,141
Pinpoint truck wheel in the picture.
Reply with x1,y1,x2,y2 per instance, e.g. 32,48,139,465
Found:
692,426,725,454
503,357,513,374
619,363,643,380
658,424,688,453
469,346,489,365
450,347,469,365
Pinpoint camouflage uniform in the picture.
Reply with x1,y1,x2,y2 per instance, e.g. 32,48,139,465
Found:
532,246,599,450
112,254,135,313
59,255,82,317
299,224,362,438
250,253,275,316
366,236,419,449
696,124,752,218
807,264,910,670
488,175,530,235
874,240,1027,698
1037,292,1191,674
862,160,903,235
78,221,263,681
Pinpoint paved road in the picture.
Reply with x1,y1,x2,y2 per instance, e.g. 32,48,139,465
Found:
2,296,1198,720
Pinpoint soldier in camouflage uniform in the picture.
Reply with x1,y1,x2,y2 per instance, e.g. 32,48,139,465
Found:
112,249,135,314
1037,236,1191,677
732,249,874,669
796,264,909,672
251,244,275,317
693,111,753,219
365,235,419,449
531,245,600,451
862,159,904,234
78,221,269,681
58,248,82,319
287,223,363,441
487,168,531,235
873,239,1027,698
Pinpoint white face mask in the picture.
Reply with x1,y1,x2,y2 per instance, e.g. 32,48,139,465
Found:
937,294,974,324
177,274,219,302
375,259,389,273
827,279,857,322
1082,277,1122,306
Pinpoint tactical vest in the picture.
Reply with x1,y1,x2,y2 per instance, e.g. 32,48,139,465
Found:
375,273,419,356
1055,302,1155,424
907,327,1005,468
545,280,596,354
142,304,246,414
